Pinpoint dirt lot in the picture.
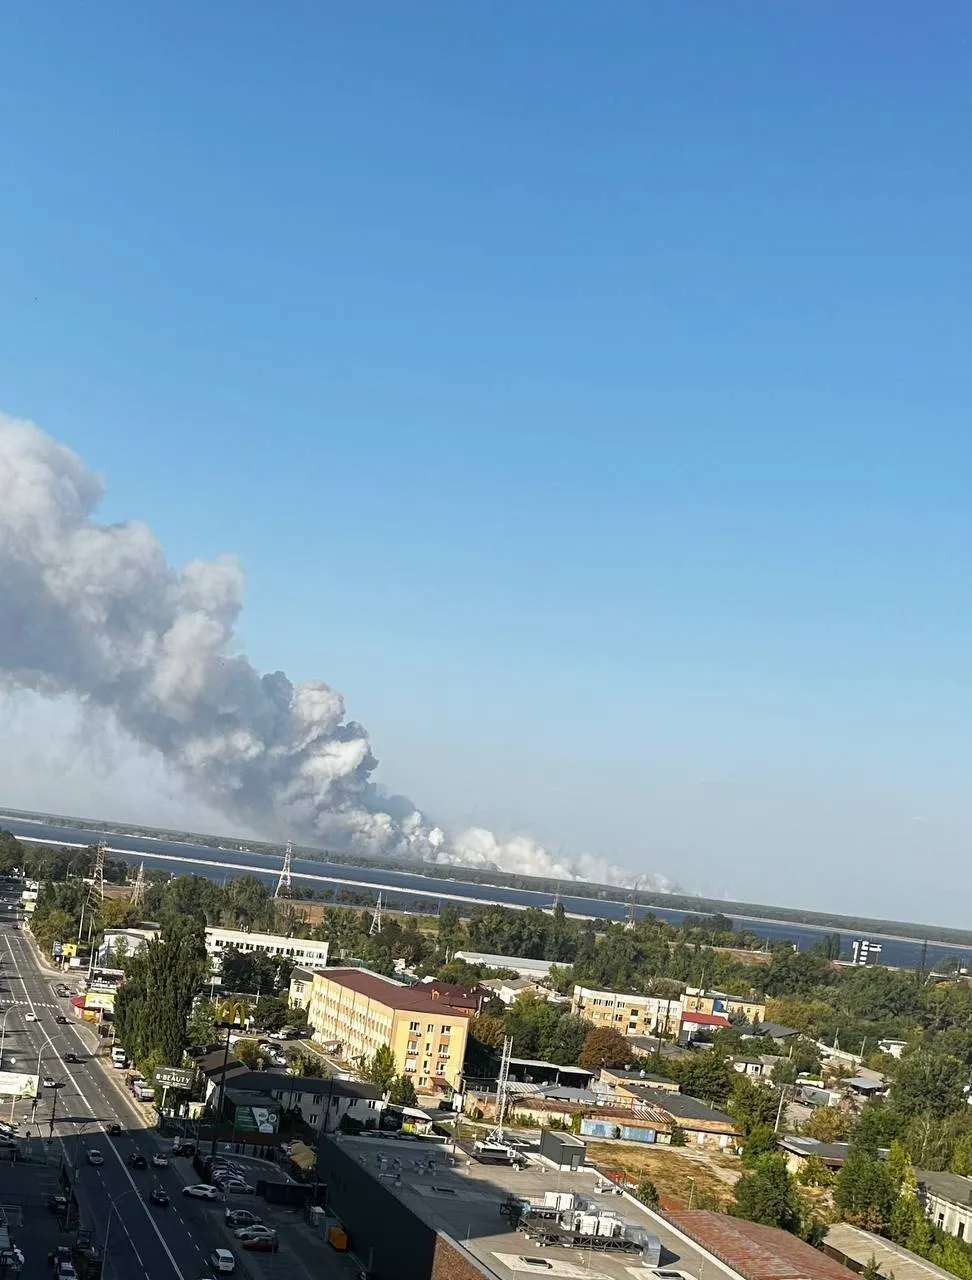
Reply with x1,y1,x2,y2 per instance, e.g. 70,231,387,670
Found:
583,1140,741,1210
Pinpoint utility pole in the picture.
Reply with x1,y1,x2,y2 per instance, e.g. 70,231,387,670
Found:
274,843,293,899
369,893,383,936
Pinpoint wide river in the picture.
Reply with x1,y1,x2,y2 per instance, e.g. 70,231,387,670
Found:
2,814,967,971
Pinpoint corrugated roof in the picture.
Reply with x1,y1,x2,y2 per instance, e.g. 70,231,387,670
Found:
317,968,472,1015
824,1223,957,1280
669,1210,849,1280
628,1086,739,1129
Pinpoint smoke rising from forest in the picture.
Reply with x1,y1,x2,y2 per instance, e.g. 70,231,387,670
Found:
0,415,671,889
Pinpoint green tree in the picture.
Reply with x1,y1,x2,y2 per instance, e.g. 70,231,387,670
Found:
951,1130,972,1175
388,1074,418,1107
892,1050,965,1120
834,1147,896,1232
114,916,207,1069
741,1124,781,1167
675,1053,735,1106
802,1106,850,1143
861,1258,884,1280
366,1044,397,1094
732,1154,799,1231
796,1156,834,1188
728,1076,780,1135
634,1178,659,1208
578,1027,635,1070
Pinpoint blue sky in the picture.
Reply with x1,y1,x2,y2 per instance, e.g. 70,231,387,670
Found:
1,3,969,922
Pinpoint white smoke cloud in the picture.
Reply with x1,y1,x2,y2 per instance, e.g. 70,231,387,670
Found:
0,413,670,890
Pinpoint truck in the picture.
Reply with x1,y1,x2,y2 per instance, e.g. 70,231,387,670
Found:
110,1047,127,1068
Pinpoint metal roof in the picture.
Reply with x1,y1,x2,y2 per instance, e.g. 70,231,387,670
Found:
669,1210,850,1280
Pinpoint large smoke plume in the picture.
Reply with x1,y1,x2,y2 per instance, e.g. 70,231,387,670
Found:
0,415,669,889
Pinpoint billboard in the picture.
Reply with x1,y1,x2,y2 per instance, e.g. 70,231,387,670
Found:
228,1100,280,1134
0,1072,39,1099
51,942,63,958
83,989,116,1013
154,1067,194,1091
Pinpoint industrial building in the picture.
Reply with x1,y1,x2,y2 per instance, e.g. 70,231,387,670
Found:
452,951,554,979
205,926,330,974
306,967,470,1089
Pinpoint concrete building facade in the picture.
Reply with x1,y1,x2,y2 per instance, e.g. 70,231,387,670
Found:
307,967,469,1090
571,984,682,1037
206,926,329,974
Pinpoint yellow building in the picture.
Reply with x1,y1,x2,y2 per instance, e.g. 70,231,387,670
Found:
682,987,766,1024
571,984,682,1038
307,968,469,1090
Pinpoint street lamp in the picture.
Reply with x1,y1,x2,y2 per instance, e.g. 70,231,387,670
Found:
209,1004,247,1161
0,1008,12,1069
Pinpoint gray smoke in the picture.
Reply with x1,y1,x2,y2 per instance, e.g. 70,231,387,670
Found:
0,414,671,889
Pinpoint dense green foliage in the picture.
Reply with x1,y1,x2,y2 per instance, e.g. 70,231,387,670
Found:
114,917,208,1073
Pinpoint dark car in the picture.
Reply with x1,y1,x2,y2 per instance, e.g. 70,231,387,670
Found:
242,1238,278,1253
55,1015,68,1024
149,1188,169,1207
127,1153,147,1170
106,1123,121,1136
64,1053,80,1064
47,1195,69,1215
171,1140,196,1156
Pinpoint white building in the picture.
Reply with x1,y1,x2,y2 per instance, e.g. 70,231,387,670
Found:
97,927,159,965
452,951,553,980
205,927,329,978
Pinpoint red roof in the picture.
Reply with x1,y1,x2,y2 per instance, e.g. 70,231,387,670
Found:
668,1211,849,1280
320,968,471,1017
680,1011,730,1027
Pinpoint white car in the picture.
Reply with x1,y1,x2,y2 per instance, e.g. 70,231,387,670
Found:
183,1184,219,1200
210,1250,235,1274
24,1013,36,1022
217,1178,254,1196
234,1226,275,1241
152,1153,169,1168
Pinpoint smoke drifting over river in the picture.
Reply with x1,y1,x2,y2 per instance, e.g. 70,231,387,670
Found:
0,415,669,889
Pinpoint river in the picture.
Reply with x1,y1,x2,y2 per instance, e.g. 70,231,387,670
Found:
1,813,967,971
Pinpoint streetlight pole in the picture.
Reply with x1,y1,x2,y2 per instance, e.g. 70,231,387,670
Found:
103,1189,137,1271
209,1012,244,1161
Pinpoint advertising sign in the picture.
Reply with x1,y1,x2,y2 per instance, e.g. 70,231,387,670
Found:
51,941,63,958
0,1072,39,1099
83,990,116,1013
154,1067,195,1091
230,1101,280,1134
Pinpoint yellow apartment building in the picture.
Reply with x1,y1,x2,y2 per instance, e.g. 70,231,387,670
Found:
307,968,469,1090
571,984,683,1038
682,987,766,1024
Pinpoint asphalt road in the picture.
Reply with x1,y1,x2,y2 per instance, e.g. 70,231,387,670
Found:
0,901,240,1280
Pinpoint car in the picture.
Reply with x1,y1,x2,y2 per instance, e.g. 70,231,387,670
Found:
225,1210,261,1228
55,1015,68,1025
234,1227,275,1241
171,1139,196,1156
42,1076,58,1088
257,1042,275,1053
106,1123,121,1136
86,1149,104,1166
63,1053,80,1064
151,1153,169,1168
127,1153,147,1170
184,1184,219,1200
24,1013,36,1022
211,1167,246,1182
241,1238,278,1254
149,1188,170,1207
48,1194,69,1214
57,1264,77,1280
209,1249,235,1274
216,1178,253,1196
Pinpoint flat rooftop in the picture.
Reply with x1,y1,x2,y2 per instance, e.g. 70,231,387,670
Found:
330,1132,743,1280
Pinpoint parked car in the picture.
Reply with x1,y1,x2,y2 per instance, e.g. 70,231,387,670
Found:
210,1249,235,1274
216,1178,253,1196
149,1188,169,1207
170,1139,196,1156
127,1153,147,1170
241,1238,278,1254
151,1153,169,1168
86,1149,104,1167
225,1210,261,1228
234,1227,275,1242
184,1184,219,1201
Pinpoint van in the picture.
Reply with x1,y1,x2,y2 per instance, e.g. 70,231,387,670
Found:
210,1250,235,1274
111,1048,127,1068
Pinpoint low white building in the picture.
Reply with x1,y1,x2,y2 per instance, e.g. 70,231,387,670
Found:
452,951,553,980
97,927,159,965
205,927,329,978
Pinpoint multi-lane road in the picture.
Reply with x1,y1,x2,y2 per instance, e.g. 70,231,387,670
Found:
0,899,246,1280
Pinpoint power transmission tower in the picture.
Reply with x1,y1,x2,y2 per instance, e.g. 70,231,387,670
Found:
274,841,293,899
369,892,383,936
91,841,107,908
486,1036,514,1147
129,861,146,910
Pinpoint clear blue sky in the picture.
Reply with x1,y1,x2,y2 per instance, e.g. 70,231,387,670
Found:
1,3,969,922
